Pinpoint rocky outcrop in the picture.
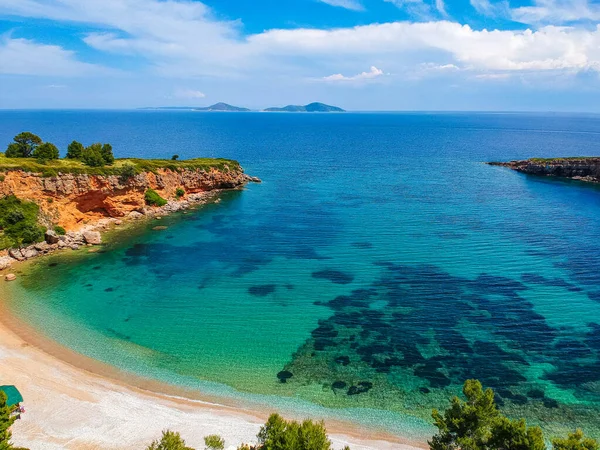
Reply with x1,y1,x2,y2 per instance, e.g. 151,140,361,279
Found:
488,158,600,183
0,167,256,231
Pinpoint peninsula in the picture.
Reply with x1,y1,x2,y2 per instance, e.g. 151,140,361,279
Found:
0,132,259,269
488,157,600,183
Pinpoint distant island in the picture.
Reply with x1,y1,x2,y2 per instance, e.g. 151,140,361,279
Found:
488,157,600,183
140,102,345,113
264,102,345,113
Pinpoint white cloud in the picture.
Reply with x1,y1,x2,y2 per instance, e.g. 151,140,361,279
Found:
470,0,509,17
511,0,600,24
1,0,600,85
0,35,111,76
174,88,206,99
318,0,364,11
323,66,385,82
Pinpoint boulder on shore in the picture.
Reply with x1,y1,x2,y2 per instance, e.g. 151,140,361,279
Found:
5,274,16,281
0,256,13,270
45,230,60,244
82,231,102,245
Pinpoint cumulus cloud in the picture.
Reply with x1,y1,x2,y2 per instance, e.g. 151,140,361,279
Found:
323,66,385,82
0,35,110,76
318,0,364,11
1,0,600,84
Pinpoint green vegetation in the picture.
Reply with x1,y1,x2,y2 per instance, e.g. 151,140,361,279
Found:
145,189,168,207
0,195,45,249
3,132,240,175
553,430,599,450
33,143,59,162
53,225,66,236
0,154,239,178
0,391,16,449
146,431,194,450
529,157,598,163
175,188,185,198
66,141,84,159
204,435,225,450
430,380,597,450
5,132,42,158
256,414,332,450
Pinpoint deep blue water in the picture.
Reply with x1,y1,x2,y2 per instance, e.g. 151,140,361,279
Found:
2,111,600,438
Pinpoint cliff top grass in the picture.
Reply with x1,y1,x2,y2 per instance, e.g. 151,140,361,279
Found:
0,153,241,177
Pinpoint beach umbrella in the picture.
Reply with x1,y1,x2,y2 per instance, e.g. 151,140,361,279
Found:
0,385,23,407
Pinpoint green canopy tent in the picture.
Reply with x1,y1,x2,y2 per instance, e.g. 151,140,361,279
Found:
0,385,23,407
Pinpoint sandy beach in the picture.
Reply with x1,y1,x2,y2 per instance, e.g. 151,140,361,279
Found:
0,300,425,450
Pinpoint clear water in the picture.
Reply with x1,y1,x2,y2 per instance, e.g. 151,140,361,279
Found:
2,111,600,439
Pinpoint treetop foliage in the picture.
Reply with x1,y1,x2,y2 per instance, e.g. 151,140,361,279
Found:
146,430,194,450
5,132,43,158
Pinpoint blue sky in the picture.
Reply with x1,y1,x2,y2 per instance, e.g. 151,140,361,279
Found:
1,0,600,111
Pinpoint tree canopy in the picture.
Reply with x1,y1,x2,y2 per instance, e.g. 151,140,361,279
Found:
146,431,194,450
33,143,60,161
66,141,84,159
5,132,42,158
0,391,16,450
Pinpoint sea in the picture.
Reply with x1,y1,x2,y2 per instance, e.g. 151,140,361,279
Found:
1,110,600,440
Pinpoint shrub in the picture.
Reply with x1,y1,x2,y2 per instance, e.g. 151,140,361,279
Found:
120,163,137,182
175,188,185,198
82,143,105,167
101,143,115,165
54,225,66,235
257,414,332,450
204,435,225,450
0,195,44,248
146,430,194,450
33,142,60,161
66,141,84,159
5,132,42,158
0,175,5,182
145,189,167,207
172,154,179,160
553,429,599,450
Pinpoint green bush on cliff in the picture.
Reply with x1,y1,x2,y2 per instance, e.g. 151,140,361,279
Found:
145,189,167,207
66,141,84,159
0,195,45,248
54,225,66,235
175,188,185,198
82,144,106,167
33,142,60,162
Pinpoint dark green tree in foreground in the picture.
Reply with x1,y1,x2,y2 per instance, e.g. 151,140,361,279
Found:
146,430,194,450
81,143,106,167
0,391,16,450
204,435,225,450
5,132,42,158
101,143,114,165
553,430,600,450
33,142,60,162
257,414,332,450
66,141,84,159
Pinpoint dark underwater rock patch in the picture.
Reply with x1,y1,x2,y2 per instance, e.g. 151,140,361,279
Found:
335,355,350,366
332,381,347,390
248,284,276,297
351,242,373,249
277,370,293,383
312,269,354,285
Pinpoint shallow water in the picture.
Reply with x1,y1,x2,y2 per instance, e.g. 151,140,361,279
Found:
2,111,600,438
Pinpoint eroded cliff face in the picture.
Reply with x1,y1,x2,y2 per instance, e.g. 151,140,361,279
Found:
489,158,600,183
0,167,252,231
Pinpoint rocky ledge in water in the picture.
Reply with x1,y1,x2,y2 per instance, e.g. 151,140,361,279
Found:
488,157,600,183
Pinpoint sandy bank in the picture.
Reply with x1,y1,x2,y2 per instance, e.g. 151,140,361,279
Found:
0,309,425,450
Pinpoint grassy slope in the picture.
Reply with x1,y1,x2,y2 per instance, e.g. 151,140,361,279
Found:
0,154,241,177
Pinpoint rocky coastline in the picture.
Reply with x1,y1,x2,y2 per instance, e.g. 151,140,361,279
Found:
488,157,600,183
0,167,260,273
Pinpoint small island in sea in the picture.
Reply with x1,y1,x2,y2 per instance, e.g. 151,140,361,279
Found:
140,102,345,113
488,157,600,183
264,102,345,113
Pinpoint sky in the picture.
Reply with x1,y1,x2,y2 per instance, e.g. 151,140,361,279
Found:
1,0,600,111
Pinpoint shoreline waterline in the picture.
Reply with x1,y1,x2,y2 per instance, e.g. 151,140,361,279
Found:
0,253,427,450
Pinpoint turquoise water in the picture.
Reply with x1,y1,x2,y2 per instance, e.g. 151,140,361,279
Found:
2,111,600,438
